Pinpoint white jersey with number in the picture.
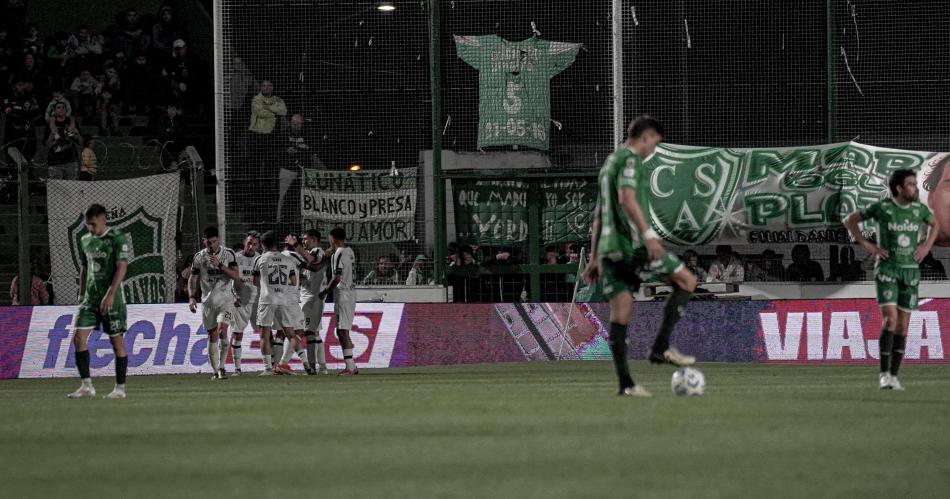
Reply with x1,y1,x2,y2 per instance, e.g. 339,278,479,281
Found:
233,250,259,303
281,249,308,301
253,251,298,305
299,247,326,300
331,247,356,292
191,247,238,302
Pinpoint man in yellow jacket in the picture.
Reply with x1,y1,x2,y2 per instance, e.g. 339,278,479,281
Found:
249,80,286,134
248,80,287,224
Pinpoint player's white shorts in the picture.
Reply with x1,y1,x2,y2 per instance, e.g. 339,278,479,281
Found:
232,300,258,333
300,295,325,333
333,289,356,330
201,296,235,331
281,300,305,331
257,303,296,330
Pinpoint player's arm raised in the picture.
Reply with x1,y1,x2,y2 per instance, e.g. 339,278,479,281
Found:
619,187,664,261
843,208,888,260
914,211,941,262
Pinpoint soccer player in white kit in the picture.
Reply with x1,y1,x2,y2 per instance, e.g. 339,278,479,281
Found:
253,231,300,375
288,229,331,374
231,232,261,375
189,226,241,380
279,235,314,374
320,227,359,375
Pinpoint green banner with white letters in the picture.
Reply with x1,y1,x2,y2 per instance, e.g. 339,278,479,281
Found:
449,142,950,248
644,142,949,246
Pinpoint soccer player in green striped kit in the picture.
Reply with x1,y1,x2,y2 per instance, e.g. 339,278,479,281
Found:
585,116,697,397
844,169,941,391
67,204,130,399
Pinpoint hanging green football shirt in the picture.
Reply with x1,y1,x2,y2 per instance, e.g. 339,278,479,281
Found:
79,228,129,305
596,148,650,261
454,34,580,151
859,198,933,269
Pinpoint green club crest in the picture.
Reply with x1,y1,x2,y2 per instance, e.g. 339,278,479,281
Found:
68,207,166,303
645,146,743,245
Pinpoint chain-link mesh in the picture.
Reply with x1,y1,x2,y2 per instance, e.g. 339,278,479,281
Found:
218,0,434,284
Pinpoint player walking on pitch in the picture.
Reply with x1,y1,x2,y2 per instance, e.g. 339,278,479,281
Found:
320,228,359,375
189,226,241,380
843,169,940,391
232,232,261,375
584,116,697,397
67,204,131,399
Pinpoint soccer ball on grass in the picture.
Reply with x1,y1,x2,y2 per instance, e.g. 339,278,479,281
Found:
671,367,705,396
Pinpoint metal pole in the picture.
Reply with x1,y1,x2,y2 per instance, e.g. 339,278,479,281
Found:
213,0,228,242
527,181,540,301
16,150,31,304
611,0,624,146
825,0,836,143
429,0,446,287
193,160,207,235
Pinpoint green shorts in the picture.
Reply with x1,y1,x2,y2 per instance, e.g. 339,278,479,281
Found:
874,265,920,312
600,248,684,299
74,301,128,337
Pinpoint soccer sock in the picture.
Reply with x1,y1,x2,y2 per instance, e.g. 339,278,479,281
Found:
608,322,634,390
208,341,220,372
653,286,692,354
890,334,906,376
272,339,284,366
295,347,309,369
263,354,273,370
305,333,318,368
280,341,295,366
219,340,228,370
115,355,128,387
75,349,91,380
879,329,895,373
231,340,242,371
343,348,356,370
316,339,326,368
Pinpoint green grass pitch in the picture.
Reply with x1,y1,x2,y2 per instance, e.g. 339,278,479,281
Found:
1,362,949,499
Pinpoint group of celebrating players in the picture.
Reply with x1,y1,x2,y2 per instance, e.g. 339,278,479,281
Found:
63,115,940,399
66,215,360,399
186,226,358,381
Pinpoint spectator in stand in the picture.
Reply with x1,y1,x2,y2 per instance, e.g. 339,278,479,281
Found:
543,244,562,264
920,251,947,280
836,246,865,281
69,68,100,116
95,89,120,136
10,260,50,305
69,25,104,70
786,244,824,282
151,6,183,56
44,90,72,120
20,23,43,57
14,52,47,98
762,249,785,281
2,76,40,164
277,112,318,221
46,101,79,178
248,80,286,220
406,255,434,286
45,31,75,86
363,255,400,285
707,244,744,283
162,39,205,113
682,249,708,282
157,103,186,169
78,135,97,180
113,8,149,61
123,53,154,113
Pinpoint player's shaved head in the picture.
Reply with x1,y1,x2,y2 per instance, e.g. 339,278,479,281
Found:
83,204,108,236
